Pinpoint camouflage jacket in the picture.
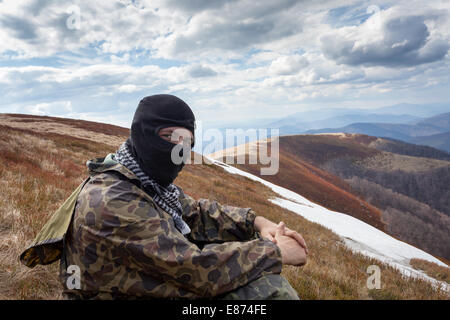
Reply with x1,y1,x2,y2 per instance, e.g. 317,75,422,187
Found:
59,155,282,299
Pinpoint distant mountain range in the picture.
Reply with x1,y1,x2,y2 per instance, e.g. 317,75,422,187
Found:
199,102,450,153
202,103,448,131
265,102,450,132
269,113,420,134
305,112,450,153
409,131,450,154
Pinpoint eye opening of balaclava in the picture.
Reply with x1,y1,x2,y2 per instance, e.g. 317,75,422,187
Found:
153,124,196,148
128,94,196,187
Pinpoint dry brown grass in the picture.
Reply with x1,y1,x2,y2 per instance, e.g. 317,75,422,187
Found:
0,121,118,300
0,115,448,300
0,114,128,147
410,259,450,284
357,152,449,172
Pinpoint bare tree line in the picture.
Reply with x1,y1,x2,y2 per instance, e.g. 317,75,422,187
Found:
321,158,450,259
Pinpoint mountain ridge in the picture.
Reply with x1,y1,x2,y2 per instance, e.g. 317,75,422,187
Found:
208,133,450,260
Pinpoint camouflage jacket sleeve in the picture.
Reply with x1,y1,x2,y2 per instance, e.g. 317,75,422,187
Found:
178,188,258,243
64,172,282,299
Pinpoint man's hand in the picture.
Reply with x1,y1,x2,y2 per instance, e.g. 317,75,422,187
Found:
254,216,309,255
274,222,307,266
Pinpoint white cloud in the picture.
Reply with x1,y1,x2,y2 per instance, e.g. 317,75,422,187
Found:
0,0,449,125
320,6,450,67
0,0,164,57
269,55,309,75
24,100,73,116
187,65,218,78
117,84,139,93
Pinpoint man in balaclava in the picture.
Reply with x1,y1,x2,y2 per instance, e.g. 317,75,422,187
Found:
53,94,306,300
129,94,195,187
115,94,195,235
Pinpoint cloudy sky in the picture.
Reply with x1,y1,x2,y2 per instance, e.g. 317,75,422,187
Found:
0,0,449,128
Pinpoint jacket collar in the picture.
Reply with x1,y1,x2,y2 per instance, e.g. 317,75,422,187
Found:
86,153,138,182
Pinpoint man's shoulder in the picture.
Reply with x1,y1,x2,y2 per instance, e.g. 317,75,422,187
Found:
84,169,138,193
77,169,158,218
87,155,138,182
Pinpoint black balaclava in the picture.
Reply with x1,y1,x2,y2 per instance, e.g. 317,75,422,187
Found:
128,94,196,187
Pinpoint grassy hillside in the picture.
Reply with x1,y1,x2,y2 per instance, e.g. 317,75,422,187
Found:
287,134,450,260
367,137,450,161
291,134,450,258
209,133,450,260
0,114,448,300
210,134,385,230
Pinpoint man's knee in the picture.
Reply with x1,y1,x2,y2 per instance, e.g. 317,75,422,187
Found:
219,274,300,300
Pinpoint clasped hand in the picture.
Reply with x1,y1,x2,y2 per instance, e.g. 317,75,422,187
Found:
254,216,308,266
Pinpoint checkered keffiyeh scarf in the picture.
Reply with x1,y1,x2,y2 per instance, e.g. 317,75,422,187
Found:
115,142,191,235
